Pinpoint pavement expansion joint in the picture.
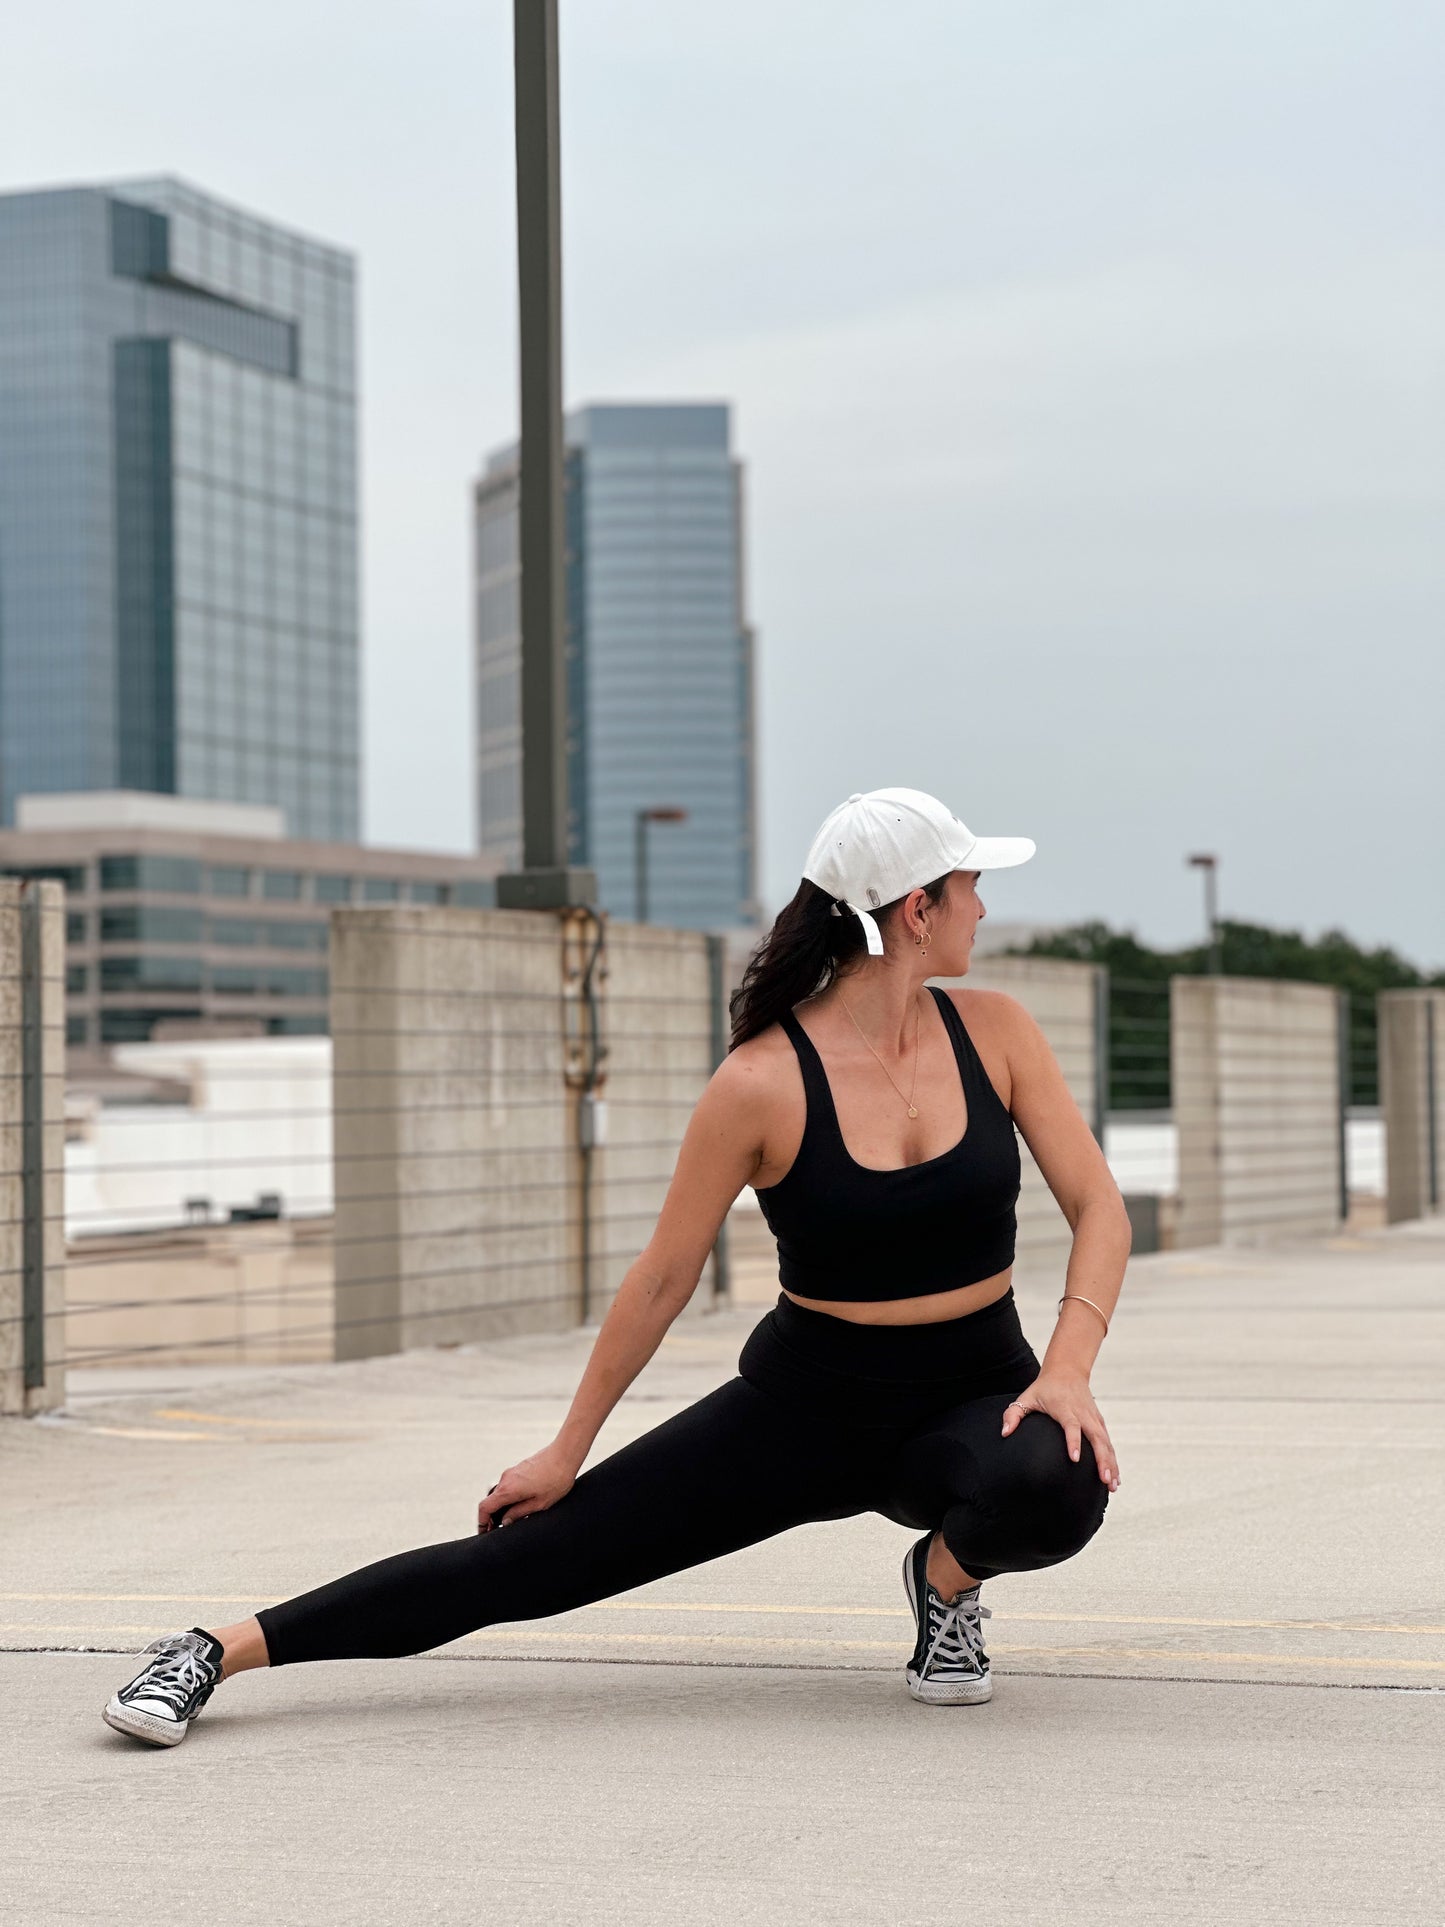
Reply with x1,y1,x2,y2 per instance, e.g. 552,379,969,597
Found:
14,1645,1444,1694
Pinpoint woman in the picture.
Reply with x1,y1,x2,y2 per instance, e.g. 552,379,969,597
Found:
103,785,1127,1746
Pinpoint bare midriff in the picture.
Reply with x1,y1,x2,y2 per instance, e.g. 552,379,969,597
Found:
781,1267,1014,1326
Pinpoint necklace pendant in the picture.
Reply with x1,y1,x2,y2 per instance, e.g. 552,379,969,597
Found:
908,1106,918,1118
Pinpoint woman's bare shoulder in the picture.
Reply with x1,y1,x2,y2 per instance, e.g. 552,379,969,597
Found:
937,986,1019,1108
938,984,1020,1034
719,1016,796,1091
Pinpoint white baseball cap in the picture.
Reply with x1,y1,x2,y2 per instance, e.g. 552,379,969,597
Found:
803,786,1036,957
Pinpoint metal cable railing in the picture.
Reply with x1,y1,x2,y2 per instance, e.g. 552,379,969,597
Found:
1,906,733,1379
4,893,1417,1393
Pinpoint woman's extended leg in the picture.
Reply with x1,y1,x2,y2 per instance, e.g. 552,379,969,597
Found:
249,1374,873,1668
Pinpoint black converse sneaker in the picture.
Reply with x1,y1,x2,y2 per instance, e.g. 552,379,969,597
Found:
901,1531,993,1705
102,1628,225,1746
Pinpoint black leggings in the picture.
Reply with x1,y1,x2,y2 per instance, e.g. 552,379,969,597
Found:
256,1290,1109,1667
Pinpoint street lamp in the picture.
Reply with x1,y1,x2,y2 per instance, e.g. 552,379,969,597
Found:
1187,853,1221,976
635,808,687,923
494,0,598,913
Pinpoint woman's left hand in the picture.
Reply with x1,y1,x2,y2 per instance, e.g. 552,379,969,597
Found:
1001,1372,1121,1491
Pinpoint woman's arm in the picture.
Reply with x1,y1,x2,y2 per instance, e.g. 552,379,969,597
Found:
987,993,1132,1489
476,1049,769,1530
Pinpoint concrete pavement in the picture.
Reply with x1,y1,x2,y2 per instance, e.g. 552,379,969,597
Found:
3,1219,1442,1923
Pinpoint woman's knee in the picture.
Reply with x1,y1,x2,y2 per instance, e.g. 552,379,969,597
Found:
991,1423,1109,1563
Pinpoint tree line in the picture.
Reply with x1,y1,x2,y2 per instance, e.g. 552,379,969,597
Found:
1001,919,1444,1110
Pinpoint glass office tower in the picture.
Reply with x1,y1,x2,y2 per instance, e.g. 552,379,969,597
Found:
0,177,359,840
473,403,758,932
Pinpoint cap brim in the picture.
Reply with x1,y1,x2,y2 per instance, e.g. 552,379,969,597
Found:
959,835,1035,871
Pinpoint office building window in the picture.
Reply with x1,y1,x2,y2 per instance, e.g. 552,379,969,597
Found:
101,955,205,992
101,1010,198,1043
362,878,399,902
2,863,89,893
212,966,259,995
314,873,353,903
208,866,252,897
209,917,259,947
100,855,204,894
262,870,304,900
267,966,327,998
266,921,327,951
101,906,206,944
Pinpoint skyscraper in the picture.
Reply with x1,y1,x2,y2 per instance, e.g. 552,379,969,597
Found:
474,403,758,933
0,177,359,841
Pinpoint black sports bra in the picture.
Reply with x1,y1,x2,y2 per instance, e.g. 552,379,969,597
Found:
752,984,1020,1303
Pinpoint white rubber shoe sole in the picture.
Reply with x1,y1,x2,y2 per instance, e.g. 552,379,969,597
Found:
102,1696,191,1746
905,1665,994,1705
901,1546,994,1705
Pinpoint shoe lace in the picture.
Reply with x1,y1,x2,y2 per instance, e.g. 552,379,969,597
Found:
128,1636,215,1714
922,1587,992,1676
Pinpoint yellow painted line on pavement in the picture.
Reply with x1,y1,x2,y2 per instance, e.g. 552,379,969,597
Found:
0,1592,278,1606
4,1620,1445,1673
462,1628,1445,1672
585,1602,1445,1637
61,1425,226,1442
2,1592,1444,1638
153,1409,354,1429
4,1620,1444,1674
49,1419,364,1446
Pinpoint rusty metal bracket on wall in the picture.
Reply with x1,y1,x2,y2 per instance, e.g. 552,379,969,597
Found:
705,932,732,1305
562,906,609,1321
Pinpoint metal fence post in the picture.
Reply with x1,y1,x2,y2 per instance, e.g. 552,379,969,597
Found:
1427,998,1439,1213
1336,986,1351,1225
21,884,46,1389
1091,964,1110,1148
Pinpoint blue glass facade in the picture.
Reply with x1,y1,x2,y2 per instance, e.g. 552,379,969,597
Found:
473,403,758,931
0,178,359,839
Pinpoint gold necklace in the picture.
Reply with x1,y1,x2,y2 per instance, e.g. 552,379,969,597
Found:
836,989,923,1117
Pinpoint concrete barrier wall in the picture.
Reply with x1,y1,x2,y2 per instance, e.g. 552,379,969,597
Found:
1379,988,1445,1223
1172,975,1344,1248
930,956,1105,1284
332,906,578,1357
331,906,723,1358
0,879,66,1414
585,919,723,1319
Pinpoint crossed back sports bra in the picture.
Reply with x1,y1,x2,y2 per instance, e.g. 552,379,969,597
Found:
752,983,1021,1303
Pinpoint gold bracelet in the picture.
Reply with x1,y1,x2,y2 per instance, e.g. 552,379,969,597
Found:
1057,1293,1110,1338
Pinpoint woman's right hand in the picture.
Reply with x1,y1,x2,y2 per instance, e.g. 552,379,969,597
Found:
476,1442,581,1533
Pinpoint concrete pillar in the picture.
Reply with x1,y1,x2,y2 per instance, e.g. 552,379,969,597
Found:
585,919,721,1319
0,878,67,1414
1172,975,1344,1249
329,904,721,1359
1379,988,1445,1223
331,905,578,1359
931,956,1105,1283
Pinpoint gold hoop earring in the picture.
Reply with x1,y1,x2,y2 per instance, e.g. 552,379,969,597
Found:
915,929,931,955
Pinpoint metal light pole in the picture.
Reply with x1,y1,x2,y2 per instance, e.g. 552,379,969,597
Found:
495,0,597,912
1187,853,1221,975
635,807,687,923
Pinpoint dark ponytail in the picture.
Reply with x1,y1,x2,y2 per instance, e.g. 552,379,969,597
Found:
727,872,952,1051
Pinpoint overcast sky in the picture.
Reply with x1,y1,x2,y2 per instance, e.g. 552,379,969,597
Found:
4,1,1442,964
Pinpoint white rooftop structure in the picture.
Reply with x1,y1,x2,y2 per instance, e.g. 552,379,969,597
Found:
18,790,285,838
